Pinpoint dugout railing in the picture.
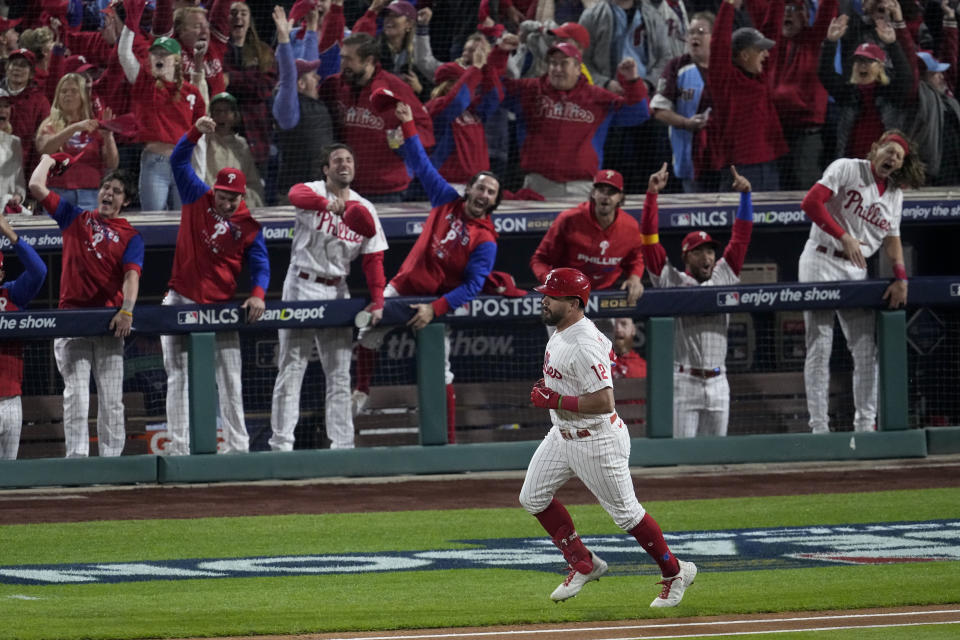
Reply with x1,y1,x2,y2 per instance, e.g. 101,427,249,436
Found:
0,277,959,488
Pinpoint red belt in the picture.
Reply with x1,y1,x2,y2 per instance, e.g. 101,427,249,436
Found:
678,365,722,379
299,271,342,286
560,429,592,441
815,245,847,260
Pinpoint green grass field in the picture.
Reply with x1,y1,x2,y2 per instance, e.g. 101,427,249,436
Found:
1,488,959,640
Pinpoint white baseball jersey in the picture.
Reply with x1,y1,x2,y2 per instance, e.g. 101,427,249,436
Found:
651,260,739,369
289,181,388,277
543,317,615,431
809,159,903,258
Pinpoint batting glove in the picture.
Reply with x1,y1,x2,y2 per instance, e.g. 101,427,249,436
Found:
530,379,560,409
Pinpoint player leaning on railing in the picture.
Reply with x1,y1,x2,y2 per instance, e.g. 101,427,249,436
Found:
29,154,143,458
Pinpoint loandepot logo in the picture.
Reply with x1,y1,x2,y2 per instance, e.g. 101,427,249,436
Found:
1,520,958,586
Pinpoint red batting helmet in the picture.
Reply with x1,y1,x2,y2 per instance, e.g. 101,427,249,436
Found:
535,268,591,307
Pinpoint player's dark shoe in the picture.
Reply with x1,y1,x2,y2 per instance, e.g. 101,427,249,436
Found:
550,552,608,602
650,560,697,607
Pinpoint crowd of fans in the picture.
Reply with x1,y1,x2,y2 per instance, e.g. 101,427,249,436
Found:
1,0,956,213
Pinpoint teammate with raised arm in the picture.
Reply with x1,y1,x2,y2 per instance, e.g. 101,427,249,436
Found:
162,115,270,455
352,99,501,443
0,212,47,459
29,156,143,458
640,163,754,438
522,267,697,607
799,130,923,433
269,144,388,451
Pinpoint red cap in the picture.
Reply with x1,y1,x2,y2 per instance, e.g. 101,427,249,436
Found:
98,113,139,137
0,17,22,33
549,22,590,51
64,55,96,75
50,149,89,176
384,0,417,21
547,42,582,63
295,58,322,76
214,167,246,194
854,42,886,63
8,48,36,66
342,202,377,238
483,271,528,298
370,86,402,112
681,230,720,254
593,169,624,192
434,61,465,85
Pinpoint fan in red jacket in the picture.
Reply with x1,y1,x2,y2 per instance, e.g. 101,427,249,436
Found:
319,31,434,201
353,100,501,444
530,169,645,307
0,49,50,175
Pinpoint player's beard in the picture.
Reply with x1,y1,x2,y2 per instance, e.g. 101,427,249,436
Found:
541,305,563,326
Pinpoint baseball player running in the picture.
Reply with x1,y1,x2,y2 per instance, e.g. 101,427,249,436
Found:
270,143,388,451
163,115,270,455
352,100,501,443
29,156,143,458
521,267,697,607
799,130,924,433
640,163,754,438
0,212,47,459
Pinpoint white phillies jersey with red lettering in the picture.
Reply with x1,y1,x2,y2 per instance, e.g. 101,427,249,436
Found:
809,159,903,258
542,316,615,430
290,181,388,277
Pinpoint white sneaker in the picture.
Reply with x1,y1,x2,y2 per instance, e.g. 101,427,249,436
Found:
550,552,608,602
351,390,369,417
650,560,697,608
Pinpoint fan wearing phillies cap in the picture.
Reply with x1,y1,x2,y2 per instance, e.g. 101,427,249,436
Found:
317,30,434,201
352,100,501,443
640,163,754,439
29,154,144,458
119,5,206,211
198,92,265,207
530,168,645,309
270,142,387,451
161,115,270,456
798,130,924,434
499,37,649,198
1,48,51,175
522,267,698,608
0,211,47,459
817,14,914,161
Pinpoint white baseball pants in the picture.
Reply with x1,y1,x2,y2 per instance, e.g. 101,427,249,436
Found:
520,421,646,532
54,335,126,458
270,268,355,450
161,290,249,455
0,396,22,460
673,370,729,438
799,241,877,433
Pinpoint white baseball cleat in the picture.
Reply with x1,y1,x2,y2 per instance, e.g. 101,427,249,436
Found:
550,552,608,602
650,560,697,608
351,390,369,417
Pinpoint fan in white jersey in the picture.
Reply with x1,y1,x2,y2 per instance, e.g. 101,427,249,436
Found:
520,267,697,608
269,143,388,450
798,130,924,433
640,164,754,438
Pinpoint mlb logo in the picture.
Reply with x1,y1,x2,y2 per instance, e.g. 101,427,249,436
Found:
671,213,691,226
178,311,199,325
951,283,960,297
717,292,740,307
406,222,424,235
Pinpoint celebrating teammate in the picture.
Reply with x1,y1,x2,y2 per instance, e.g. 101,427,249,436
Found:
640,163,753,438
352,100,501,443
269,144,387,451
162,115,270,455
521,267,697,607
530,169,645,308
29,156,143,458
799,130,924,433
0,212,47,460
